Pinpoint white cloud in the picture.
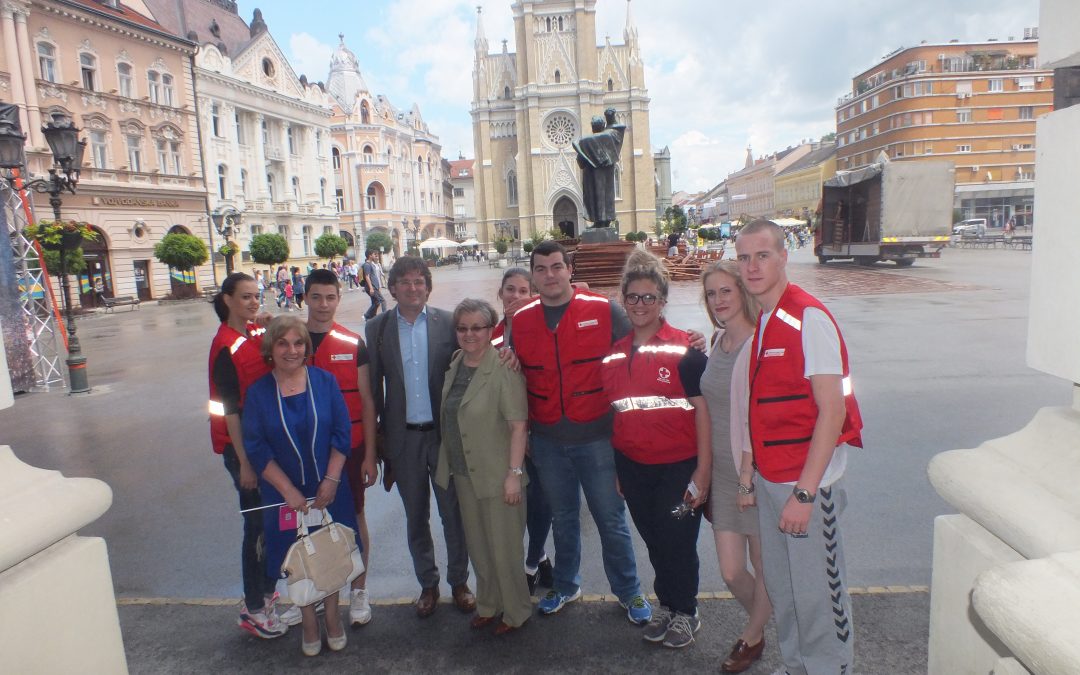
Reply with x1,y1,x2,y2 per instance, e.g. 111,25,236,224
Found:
288,32,334,83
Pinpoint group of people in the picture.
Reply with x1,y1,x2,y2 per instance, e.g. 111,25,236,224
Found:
208,218,862,673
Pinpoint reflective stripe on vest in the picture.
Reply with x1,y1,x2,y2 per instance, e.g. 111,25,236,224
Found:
611,395,694,412
230,336,246,354
638,344,687,356
209,400,225,416
602,352,626,364
329,329,359,346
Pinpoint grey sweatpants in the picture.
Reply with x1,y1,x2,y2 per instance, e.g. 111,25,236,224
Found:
757,478,854,675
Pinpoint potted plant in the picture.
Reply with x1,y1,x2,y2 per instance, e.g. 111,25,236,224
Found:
217,243,234,258
25,219,98,250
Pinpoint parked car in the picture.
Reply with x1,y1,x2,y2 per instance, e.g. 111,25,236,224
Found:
953,218,988,236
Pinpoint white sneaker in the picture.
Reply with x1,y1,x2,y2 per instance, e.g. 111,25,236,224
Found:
238,606,288,639
278,602,303,626
350,588,372,626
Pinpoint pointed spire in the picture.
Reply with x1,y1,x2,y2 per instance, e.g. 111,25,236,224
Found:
474,5,488,55
623,0,638,44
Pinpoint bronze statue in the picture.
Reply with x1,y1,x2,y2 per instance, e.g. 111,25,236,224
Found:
573,108,625,229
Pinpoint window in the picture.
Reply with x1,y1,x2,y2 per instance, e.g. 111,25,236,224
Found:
417,157,423,176
924,144,933,155
211,103,221,137
956,144,972,153
1019,106,1034,120
291,176,300,201
126,134,142,172
504,85,512,99
235,111,244,143
147,71,160,103
988,78,1004,92
986,108,1004,121
80,53,97,91
614,164,622,200
956,82,973,97
506,169,518,206
420,192,426,211
157,140,168,172
277,224,288,239
287,127,295,155
37,43,57,82
1017,76,1035,92
554,70,561,84
335,188,344,212
315,130,322,155
957,108,972,123
871,94,879,108
332,147,341,170
607,79,614,92
266,173,275,201
249,224,263,236
90,130,107,169
302,226,312,256
360,101,370,125
320,178,327,205
453,187,464,198
323,226,333,237
366,186,377,210
240,169,248,198
162,74,174,106
363,145,374,163
261,118,269,146
117,63,133,97
261,58,275,77
217,164,228,197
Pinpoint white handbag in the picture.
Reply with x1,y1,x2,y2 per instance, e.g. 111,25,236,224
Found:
280,510,365,607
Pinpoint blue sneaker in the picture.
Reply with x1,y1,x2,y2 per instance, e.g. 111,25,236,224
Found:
537,588,582,615
621,594,652,625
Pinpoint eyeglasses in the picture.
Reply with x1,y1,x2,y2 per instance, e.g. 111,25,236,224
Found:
625,293,660,305
455,324,492,334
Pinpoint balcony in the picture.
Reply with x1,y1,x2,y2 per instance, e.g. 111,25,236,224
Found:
264,145,284,162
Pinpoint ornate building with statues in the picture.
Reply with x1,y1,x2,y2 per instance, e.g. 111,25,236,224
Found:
471,0,656,243
326,36,453,258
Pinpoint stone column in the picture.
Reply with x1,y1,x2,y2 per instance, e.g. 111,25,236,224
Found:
1,1,30,139
253,113,267,200
11,2,43,148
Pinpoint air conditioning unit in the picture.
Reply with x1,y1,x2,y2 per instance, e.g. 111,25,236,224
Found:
1012,144,1022,151
1037,76,1045,83
971,165,979,172
938,53,946,60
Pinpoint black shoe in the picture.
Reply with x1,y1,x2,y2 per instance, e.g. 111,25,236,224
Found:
526,570,539,595
537,559,554,589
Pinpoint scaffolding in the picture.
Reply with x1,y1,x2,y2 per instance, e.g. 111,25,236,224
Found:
1,181,64,390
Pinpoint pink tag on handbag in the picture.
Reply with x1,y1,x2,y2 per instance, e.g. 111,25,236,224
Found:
279,505,298,531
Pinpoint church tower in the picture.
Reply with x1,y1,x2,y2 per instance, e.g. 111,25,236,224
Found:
471,0,655,243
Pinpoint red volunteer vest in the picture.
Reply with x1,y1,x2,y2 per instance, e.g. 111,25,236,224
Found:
490,319,506,349
513,289,613,425
310,323,365,449
749,284,863,482
601,321,697,464
208,322,269,455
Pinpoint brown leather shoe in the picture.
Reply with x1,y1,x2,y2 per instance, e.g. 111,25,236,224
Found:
451,583,477,613
470,614,497,629
721,636,765,673
494,620,521,636
415,586,439,618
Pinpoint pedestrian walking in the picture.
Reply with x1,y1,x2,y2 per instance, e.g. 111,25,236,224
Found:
291,267,304,310
304,269,379,628
511,240,652,625
254,270,266,307
700,260,772,672
207,273,288,639
735,219,864,674
600,250,710,649
491,268,554,593
365,256,476,619
362,250,387,320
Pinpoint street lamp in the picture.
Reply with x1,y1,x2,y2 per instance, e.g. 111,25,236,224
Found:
0,111,91,394
211,207,242,275
412,217,421,250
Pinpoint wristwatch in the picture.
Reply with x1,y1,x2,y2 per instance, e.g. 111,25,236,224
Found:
793,487,816,503
509,466,524,476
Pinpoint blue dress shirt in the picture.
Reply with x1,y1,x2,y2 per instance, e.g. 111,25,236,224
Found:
397,305,433,424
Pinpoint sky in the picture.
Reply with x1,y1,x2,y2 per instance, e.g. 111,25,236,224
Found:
238,0,1040,193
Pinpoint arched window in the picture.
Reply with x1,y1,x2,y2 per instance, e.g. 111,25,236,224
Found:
80,53,97,91
360,101,370,124
332,147,341,170
217,164,228,198
291,176,300,201
504,85,511,99
546,17,551,32
363,145,374,164
320,178,327,205
366,184,379,210
147,70,160,103
117,62,133,97
506,169,518,207
558,16,564,31
417,156,423,176
554,70,561,84
277,224,288,238
37,43,57,83
607,78,614,92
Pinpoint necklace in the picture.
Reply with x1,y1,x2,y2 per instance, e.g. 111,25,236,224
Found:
277,369,307,395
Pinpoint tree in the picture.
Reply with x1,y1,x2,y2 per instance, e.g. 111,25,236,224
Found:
820,132,837,143
314,233,348,261
365,231,394,256
249,233,290,266
494,238,509,256
39,247,87,277
154,233,209,271
663,205,688,233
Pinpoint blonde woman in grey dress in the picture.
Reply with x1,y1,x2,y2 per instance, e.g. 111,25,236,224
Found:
699,261,773,673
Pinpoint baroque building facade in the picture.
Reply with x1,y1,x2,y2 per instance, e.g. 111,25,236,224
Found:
326,36,452,258
145,0,339,278
1,0,208,305
470,0,656,243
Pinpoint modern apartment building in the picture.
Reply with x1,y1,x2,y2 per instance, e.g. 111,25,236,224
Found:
836,32,1052,227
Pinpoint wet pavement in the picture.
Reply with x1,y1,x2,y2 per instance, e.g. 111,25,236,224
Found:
1,245,1066,673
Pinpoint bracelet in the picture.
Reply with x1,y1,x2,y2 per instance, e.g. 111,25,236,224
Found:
737,482,755,495
324,475,341,484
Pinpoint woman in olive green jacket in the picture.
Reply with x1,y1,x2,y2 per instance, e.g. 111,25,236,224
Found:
436,299,531,633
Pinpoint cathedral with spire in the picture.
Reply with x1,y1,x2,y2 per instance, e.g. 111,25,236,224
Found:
327,35,452,256
471,0,658,242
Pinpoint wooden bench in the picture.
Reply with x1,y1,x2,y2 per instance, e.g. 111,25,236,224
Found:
102,295,140,313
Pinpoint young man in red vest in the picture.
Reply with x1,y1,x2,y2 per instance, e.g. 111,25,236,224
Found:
735,220,863,675
305,269,380,627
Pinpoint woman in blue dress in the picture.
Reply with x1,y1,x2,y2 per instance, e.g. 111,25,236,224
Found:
242,314,359,657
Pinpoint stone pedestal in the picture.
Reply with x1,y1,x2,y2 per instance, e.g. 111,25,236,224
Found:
579,226,619,244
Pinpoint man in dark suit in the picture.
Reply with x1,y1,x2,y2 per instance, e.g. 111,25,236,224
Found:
366,256,475,618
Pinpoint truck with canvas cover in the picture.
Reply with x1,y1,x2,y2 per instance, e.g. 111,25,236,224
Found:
816,157,954,267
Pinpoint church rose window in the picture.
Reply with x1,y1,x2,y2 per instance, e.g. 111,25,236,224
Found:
545,114,575,148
